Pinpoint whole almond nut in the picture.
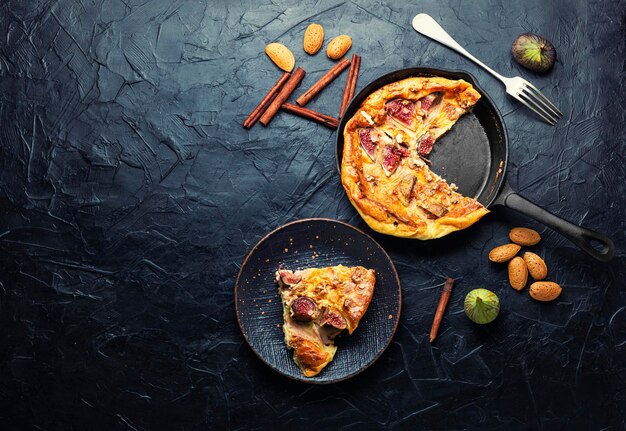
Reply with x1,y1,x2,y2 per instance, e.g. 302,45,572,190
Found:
523,252,548,280
529,281,562,302
508,256,528,290
326,35,352,60
303,23,324,55
488,243,521,263
265,43,295,72
509,227,541,246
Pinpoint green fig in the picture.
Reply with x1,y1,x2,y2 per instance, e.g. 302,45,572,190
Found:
511,33,556,73
464,289,500,324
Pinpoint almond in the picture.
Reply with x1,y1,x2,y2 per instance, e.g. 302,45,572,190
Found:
488,243,521,263
265,43,295,72
523,252,548,280
508,257,528,291
529,281,562,302
303,23,324,55
509,227,541,246
326,35,352,60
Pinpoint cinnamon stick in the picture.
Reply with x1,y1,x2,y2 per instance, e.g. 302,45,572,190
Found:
243,72,290,128
347,55,361,104
339,54,361,118
260,67,306,126
281,103,339,129
429,278,455,343
296,57,351,107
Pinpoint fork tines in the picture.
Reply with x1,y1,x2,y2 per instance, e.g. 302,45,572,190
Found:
515,82,563,125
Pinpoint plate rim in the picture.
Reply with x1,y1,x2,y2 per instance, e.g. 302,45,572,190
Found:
234,217,402,384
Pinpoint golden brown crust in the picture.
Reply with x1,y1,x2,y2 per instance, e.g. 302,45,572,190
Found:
277,265,375,377
341,77,489,240
288,334,333,377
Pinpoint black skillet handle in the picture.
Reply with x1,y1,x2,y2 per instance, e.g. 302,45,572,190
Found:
493,183,615,261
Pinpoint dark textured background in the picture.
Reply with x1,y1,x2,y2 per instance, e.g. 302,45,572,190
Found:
0,0,624,429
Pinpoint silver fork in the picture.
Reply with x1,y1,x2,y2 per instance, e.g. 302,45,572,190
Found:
411,13,562,125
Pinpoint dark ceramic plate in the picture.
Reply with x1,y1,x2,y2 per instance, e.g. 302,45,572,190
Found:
235,218,401,383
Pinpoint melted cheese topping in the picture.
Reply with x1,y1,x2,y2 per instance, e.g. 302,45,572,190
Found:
341,77,489,240
277,265,376,377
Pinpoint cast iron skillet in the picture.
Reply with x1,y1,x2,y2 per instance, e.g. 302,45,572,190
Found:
336,67,614,261
235,218,402,383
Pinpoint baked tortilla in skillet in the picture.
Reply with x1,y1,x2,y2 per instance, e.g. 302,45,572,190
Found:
336,67,614,261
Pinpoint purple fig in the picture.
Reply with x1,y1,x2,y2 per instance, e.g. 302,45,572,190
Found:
512,33,556,73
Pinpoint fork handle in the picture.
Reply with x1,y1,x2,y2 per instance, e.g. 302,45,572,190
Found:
494,183,615,262
412,14,505,82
